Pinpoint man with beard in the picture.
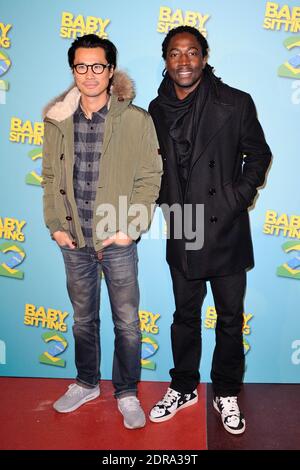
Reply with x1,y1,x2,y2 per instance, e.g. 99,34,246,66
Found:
148,26,271,434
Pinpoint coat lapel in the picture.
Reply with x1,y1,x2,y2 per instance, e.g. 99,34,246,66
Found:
189,96,233,170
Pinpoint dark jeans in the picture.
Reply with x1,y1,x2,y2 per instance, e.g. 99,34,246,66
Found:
60,242,141,398
169,266,246,397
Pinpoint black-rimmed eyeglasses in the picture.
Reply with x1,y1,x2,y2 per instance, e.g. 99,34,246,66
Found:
73,63,111,74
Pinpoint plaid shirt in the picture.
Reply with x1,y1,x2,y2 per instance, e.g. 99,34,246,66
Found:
73,103,108,247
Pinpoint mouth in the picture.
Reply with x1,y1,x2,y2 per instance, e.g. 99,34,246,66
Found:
83,82,99,88
177,70,193,77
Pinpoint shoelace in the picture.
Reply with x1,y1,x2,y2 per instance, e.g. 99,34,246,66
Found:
66,383,86,396
218,396,239,416
120,397,141,411
158,388,181,407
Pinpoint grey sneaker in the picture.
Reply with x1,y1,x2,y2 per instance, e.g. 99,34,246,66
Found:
117,396,146,429
53,383,100,413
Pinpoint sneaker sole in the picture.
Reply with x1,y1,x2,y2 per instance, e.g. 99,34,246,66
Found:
123,418,146,430
117,402,146,430
53,388,100,413
149,395,198,423
213,399,246,435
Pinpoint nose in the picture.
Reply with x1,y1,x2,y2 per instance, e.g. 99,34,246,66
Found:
86,66,95,78
178,53,190,66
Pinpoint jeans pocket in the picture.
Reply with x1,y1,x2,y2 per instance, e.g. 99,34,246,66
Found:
104,242,138,284
60,245,74,251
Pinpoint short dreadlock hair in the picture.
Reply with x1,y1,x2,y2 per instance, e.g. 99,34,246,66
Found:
162,25,209,60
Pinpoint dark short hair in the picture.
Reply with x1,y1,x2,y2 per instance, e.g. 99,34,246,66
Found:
162,26,209,60
68,34,117,69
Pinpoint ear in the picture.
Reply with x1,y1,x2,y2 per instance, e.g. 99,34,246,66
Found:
203,56,208,69
109,65,114,79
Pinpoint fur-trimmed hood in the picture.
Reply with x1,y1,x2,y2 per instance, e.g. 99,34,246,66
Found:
43,70,136,122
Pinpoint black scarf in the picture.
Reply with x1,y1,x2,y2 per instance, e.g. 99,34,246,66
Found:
157,71,210,191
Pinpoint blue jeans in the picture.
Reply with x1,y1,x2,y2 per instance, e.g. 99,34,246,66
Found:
60,242,141,397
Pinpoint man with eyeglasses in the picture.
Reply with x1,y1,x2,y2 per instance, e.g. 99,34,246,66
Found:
42,34,162,429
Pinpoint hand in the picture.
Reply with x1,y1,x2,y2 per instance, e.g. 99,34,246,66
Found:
102,231,133,247
52,231,76,249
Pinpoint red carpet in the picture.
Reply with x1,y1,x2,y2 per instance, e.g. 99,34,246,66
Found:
0,378,206,450
2,378,299,451
206,383,300,450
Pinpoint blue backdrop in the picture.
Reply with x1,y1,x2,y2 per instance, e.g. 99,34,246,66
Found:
0,0,300,383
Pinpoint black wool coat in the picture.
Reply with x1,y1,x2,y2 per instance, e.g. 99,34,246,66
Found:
149,80,272,279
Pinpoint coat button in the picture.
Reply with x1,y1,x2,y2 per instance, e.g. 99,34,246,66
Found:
66,216,72,221
60,154,64,160
208,187,216,196
60,189,66,195
210,216,218,223
209,160,215,168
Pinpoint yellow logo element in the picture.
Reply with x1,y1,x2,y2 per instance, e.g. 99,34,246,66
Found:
141,334,159,370
0,49,11,104
278,36,300,79
157,6,210,36
263,2,300,32
60,11,110,39
26,148,43,186
263,210,300,238
24,304,69,332
243,337,251,354
204,306,253,335
139,310,160,370
0,22,12,48
277,240,300,280
39,332,68,368
0,242,26,279
139,310,160,334
0,49,11,77
0,217,26,242
9,118,44,145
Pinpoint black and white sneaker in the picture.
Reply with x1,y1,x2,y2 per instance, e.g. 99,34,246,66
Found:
213,396,246,435
149,387,198,423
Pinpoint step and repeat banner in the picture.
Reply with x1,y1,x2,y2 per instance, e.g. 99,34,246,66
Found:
0,0,299,384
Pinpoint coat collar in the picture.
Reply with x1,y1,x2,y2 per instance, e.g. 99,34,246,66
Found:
158,82,234,173
43,70,135,122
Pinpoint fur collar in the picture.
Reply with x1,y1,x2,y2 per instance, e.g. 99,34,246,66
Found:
44,70,135,122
